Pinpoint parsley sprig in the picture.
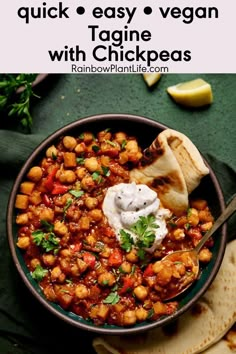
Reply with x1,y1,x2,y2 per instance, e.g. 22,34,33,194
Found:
32,230,59,253
120,215,159,259
0,74,39,129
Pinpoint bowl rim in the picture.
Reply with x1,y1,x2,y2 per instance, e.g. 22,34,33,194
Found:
7,113,227,335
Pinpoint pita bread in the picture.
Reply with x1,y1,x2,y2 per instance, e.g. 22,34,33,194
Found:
93,240,236,354
130,129,209,215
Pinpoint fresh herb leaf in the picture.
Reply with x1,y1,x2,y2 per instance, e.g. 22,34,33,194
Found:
76,157,85,165
121,140,127,149
92,171,102,183
0,74,39,129
40,220,54,232
130,215,158,250
63,198,73,218
104,139,116,147
92,145,100,152
103,292,120,305
32,230,45,246
120,229,134,252
69,190,84,198
41,233,59,252
102,166,110,177
147,308,154,319
31,265,48,281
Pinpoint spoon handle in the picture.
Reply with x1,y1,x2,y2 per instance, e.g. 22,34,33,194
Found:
195,195,236,253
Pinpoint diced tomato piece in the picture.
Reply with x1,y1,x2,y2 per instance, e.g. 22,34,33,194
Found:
44,167,59,191
119,276,134,294
71,242,82,253
82,252,96,268
108,248,123,267
103,227,116,238
51,182,68,195
143,264,155,277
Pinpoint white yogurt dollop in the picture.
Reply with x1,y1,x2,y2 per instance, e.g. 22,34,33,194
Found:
102,182,170,252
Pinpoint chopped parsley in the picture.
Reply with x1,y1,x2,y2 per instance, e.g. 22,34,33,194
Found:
120,215,159,259
69,190,84,198
92,171,103,183
103,291,120,305
120,229,134,252
92,145,100,152
76,157,85,165
32,230,59,253
31,265,48,281
102,166,110,177
130,215,158,249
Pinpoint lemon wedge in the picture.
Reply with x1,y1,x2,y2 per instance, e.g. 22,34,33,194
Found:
143,73,161,87
167,78,213,107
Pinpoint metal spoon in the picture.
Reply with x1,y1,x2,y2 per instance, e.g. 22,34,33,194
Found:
161,195,236,301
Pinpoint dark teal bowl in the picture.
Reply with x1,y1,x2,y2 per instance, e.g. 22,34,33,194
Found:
7,114,227,335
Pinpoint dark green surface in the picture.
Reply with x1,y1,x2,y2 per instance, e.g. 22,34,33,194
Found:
0,74,235,354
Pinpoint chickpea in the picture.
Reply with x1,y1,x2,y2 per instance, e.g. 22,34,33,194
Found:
172,228,185,240
198,248,212,263
125,140,139,153
54,220,68,236
88,209,103,222
76,167,87,180
16,213,29,225
100,155,110,167
85,197,98,209
133,285,148,301
84,157,99,172
187,208,199,227
123,310,137,326
97,130,112,142
98,272,116,287
190,199,207,210
125,249,138,263
71,264,80,277
152,261,163,273
74,142,86,154
135,308,148,322
114,132,127,145
200,221,213,232
59,170,76,184
82,131,94,144
63,136,77,151
156,266,173,286
198,209,214,223
75,284,89,299
46,145,58,158
30,258,41,269
16,236,30,249
81,176,95,191
27,166,43,182
173,262,186,276
42,254,56,267
119,261,132,274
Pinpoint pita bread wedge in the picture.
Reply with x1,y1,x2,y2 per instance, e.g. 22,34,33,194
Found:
130,129,209,215
93,240,236,354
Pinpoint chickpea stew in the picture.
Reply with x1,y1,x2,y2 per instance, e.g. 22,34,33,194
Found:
15,129,214,327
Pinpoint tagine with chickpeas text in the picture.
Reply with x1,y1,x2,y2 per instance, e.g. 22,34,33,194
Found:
15,129,214,327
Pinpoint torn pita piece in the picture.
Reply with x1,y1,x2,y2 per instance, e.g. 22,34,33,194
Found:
130,129,209,215
93,240,236,354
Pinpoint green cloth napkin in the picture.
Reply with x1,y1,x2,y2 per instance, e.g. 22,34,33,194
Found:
0,74,235,354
